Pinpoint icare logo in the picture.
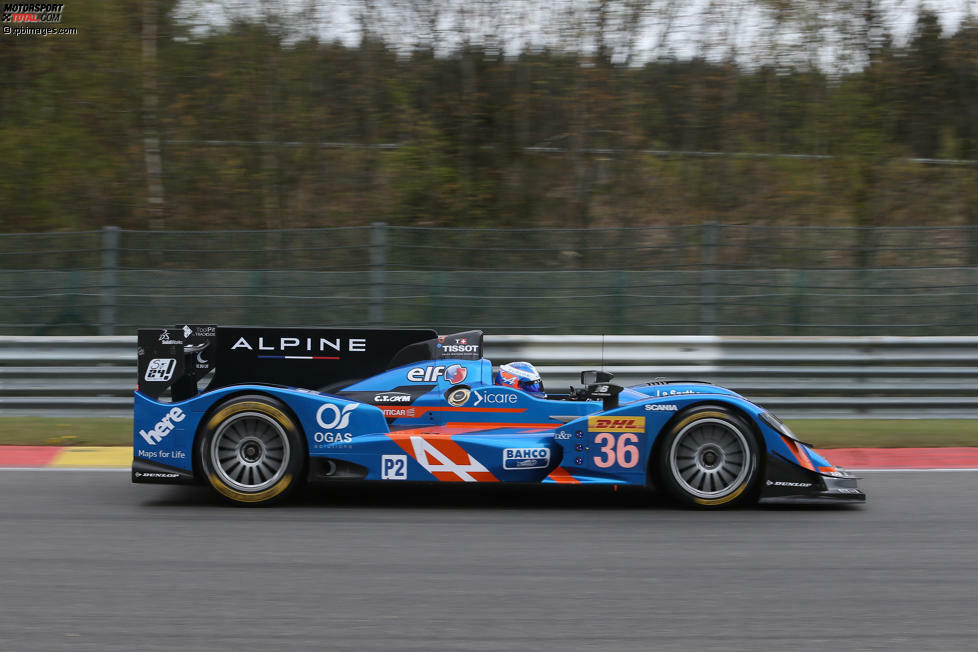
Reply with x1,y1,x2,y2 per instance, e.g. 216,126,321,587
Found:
587,416,646,433
316,403,358,429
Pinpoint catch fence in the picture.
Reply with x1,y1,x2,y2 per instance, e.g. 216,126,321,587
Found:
1,224,976,336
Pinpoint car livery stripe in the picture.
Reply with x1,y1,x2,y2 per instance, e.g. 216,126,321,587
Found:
386,429,499,482
780,435,816,471
545,467,581,484
382,406,527,419
257,355,340,360
427,407,526,412
444,422,555,430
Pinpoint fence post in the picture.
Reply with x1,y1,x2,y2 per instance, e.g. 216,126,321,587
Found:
99,226,119,335
369,222,387,326
699,221,717,335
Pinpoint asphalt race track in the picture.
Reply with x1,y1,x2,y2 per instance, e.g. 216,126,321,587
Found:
1,471,977,651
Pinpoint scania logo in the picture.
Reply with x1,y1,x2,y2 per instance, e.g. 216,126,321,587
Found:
316,403,358,429
644,404,678,412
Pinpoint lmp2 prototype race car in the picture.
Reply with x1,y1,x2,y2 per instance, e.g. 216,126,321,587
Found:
132,326,865,507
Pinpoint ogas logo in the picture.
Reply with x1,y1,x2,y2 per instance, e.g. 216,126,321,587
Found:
313,432,352,444
317,403,357,429
587,416,646,433
314,403,357,446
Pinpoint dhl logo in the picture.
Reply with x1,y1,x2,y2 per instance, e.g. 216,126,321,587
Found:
587,416,646,433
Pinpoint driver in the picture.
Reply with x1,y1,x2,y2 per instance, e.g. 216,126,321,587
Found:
494,361,546,398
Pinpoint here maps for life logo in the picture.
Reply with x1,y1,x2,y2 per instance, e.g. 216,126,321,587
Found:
2,3,64,22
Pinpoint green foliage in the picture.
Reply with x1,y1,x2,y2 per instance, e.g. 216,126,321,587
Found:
0,4,976,231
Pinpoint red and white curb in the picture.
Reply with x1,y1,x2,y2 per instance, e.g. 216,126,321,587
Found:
817,447,978,472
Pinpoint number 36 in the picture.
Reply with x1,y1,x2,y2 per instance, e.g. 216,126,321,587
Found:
593,432,640,468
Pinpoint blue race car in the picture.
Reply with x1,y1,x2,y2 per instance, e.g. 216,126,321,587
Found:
132,326,865,507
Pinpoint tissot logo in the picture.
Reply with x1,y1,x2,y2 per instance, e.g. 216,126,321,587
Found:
230,336,367,354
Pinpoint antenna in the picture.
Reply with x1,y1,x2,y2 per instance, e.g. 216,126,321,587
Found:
601,333,605,372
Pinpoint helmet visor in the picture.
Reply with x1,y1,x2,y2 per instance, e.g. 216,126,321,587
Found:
519,379,544,394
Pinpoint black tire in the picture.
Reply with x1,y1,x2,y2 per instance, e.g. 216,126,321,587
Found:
197,394,305,505
655,405,761,509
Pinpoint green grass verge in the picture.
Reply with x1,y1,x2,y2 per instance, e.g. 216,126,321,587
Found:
0,417,133,447
786,419,978,449
0,416,975,448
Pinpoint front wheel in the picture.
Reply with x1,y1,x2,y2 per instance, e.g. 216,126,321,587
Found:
655,406,761,509
198,395,305,505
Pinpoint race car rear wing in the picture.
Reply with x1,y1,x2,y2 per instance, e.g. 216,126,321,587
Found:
137,325,217,401
136,326,483,401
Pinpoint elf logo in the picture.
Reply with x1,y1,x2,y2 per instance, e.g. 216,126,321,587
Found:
587,416,646,433
406,364,467,384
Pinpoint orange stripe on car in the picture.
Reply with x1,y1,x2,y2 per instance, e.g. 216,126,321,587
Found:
546,467,581,484
444,422,556,430
781,435,816,471
386,430,499,482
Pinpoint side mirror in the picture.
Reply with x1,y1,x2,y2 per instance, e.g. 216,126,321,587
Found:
581,370,615,386
587,382,623,411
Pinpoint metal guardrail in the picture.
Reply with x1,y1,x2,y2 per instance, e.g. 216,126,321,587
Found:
1,336,976,419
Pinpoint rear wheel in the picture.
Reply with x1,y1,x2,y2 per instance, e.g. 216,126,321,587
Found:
655,406,760,509
198,395,305,505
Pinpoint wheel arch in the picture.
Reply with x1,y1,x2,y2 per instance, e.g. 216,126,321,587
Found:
192,388,308,481
646,399,766,488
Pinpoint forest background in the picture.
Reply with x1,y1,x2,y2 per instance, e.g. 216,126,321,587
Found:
1,0,976,236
